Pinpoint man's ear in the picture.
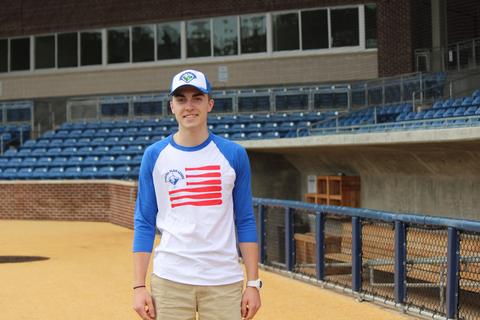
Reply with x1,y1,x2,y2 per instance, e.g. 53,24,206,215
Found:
170,100,175,114
208,98,214,113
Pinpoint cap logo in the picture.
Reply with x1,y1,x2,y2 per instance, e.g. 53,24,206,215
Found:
179,71,196,83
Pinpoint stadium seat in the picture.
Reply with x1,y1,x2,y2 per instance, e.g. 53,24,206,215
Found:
81,166,98,179
68,156,84,166
32,167,48,179
83,156,100,166
110,145,127,155
20,157,37,167
443,108,455,118
17,148,32,157
97,166,115,179
64,167,82,179
112,165,132,179
105,137,120,146
263,131,281,139
453,107,466,117
22,140,37,147
2,167,18,179
461,97,474,107
37,157,53,167
92,146,109,156
98,155,115,166
432,101,443,109
472,89,480,98
47,147,62,156
51,156,68,166
463,106,478,116
126,145,143,155
18,167,34,179
230,133,247,140
46,167,65,179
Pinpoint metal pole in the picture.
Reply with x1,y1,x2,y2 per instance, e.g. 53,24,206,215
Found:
446,227,460,319
335,112,339,132
412,92,416,111
315,212,325,281
449,81,453,99
285,207,295,272
258,205,266,264
352,216,362,292
394,221,406,304
419,73,424,105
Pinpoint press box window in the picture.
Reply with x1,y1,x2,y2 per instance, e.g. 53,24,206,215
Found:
272,12,299,51
0,39,7,72
80,31,102,66
301,9,328,50
365,4,378,49
187,20,211,58
10,38,30,71
331,8,359,47
58,33,78,68
240,15,266,54
132,25,154,62
108,28,130,64
157,22,181,60
213,16,238,56
35,35,55,69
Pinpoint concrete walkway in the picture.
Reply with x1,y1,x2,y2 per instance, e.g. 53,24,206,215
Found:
0,220,414,319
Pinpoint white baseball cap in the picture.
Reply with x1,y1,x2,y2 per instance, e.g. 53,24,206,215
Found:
169,69,212,96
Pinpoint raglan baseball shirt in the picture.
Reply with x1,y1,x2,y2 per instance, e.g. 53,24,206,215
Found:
133,133,258,286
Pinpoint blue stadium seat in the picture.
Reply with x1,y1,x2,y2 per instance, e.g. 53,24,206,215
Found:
120,136,135,145
230,132,247,140
473,96,480,106
97,166,115,179
463,106,478,116
115,155,132,165
134,136,151,145
76,138,91,147
132,155,143,165
442,99,454,108
47,147,62,156
131,165,140,177
46,167,65,179
110,145,127,155
105,137,120,146
20,157,37,167
126,145,143,155
35,139,50,148
109,128,124,137
443,108,455,118
18,167,34,179
62,139,77,147
263,131,281,139
112,165,132,179
246,132,263,140
423,110,436,119
453,107,466,117
23,140,37,148
37,157,53,167
432,101,444,109
68,156,84,166
99,155,115,166
451,98,464,107
461,97,474,107
81,166,98,179
17,148,32,157
64,167,82,179
32,167,48,179
61,147,77,157
49,139,63,147
2,167,18,179
91,137,106,146
68,129,83,138
92,146,109,156
472,89,480,98
51,156,68,166
84,156,100,166
96,128,110,137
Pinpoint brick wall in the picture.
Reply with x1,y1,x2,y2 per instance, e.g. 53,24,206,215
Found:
0,180,137,229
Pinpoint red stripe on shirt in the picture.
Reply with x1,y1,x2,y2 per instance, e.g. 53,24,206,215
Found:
170,192,222,202
185,172,221,178
186,179,221,186
168,186,221,195
185,165,221,171
171,199,223,208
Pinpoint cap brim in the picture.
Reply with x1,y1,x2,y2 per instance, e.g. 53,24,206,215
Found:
169,84,210,96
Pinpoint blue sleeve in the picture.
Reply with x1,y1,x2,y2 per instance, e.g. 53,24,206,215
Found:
132,146,159,252
232,146,258,243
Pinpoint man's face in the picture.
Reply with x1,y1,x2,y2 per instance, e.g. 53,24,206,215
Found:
170,86,214,131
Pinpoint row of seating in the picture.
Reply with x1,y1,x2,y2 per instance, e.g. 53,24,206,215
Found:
0,154,143,168
0,165,139,180
2,145,145,158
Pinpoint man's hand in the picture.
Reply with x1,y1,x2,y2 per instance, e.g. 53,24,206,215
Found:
241,287,261,320
133,287,156,320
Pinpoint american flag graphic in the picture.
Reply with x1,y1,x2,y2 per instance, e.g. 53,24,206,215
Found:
168,165,223,208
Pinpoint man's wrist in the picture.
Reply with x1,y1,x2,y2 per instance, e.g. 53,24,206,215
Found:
133,285,146,290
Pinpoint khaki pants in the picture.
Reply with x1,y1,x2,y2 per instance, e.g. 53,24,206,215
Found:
150,274,243,320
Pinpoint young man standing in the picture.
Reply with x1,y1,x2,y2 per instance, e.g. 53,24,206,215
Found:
132,69,262,320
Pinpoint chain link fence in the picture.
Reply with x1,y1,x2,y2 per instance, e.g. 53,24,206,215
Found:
254,199,480,319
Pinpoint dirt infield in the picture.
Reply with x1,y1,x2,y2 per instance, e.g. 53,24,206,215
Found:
0,220,414,319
